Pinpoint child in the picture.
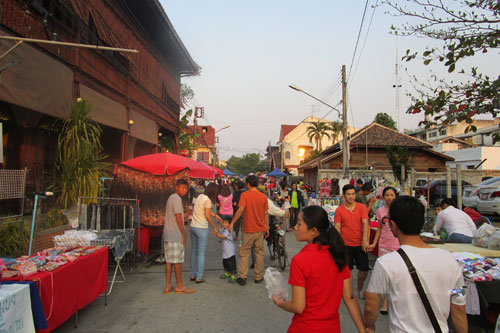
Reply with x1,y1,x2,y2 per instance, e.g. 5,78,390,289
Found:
213,218,237,283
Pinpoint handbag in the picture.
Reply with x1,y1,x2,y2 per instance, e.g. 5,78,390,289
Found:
397,248,442,333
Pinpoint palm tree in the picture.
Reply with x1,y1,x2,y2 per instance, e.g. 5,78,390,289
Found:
329,121,343,144
306,121,331,151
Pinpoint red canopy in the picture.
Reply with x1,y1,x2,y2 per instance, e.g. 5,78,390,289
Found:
117,152,215,179
199,161,223,177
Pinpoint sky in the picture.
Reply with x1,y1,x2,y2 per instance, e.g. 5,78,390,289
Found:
160,1,498,161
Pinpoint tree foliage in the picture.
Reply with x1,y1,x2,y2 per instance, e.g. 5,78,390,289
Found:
374,112,398,130
382,0,500,140
53,98,110,208
306,121,332,151
225,153,265,175
180,84,195,106
302,149,323,164
386,146,413,185
159,109,200,155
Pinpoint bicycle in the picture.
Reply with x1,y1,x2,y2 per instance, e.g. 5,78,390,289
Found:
266,216,288,271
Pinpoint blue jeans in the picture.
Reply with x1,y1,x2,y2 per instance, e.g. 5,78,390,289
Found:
190,227,209,280
448,233,473,243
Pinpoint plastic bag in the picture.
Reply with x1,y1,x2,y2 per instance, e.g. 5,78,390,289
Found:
488,229,500,250
264,267,289,300
473,223,496,248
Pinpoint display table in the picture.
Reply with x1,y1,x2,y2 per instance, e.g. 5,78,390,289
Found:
433,243,500,257
0,283,36,332
1,281,47,330
2,247,108,332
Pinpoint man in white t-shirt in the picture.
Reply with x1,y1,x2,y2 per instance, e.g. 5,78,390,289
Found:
364,196,467,333
435,198,476,243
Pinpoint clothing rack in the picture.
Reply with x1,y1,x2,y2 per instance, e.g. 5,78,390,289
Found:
77,196,140,295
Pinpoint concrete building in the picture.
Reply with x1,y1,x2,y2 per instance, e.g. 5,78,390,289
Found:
445,147,500,170
407,119,500,143
278,116,356,176
186,125,215,165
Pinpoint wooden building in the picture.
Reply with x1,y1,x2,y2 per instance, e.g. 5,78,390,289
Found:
299,122,453,187
0,0,198,191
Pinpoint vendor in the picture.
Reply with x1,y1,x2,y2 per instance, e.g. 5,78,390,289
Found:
434,198,477,243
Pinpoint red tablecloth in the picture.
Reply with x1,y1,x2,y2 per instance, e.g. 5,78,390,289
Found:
3,247,108,332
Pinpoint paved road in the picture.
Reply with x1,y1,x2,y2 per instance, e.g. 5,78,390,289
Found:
56,227,390,332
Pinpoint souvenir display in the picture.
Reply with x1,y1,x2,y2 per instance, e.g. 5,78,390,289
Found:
453,252,500,282
0,246,106,277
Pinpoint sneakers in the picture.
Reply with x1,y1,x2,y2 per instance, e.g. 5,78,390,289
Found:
228,275,237,283
220,272,230,280
236,278,246,286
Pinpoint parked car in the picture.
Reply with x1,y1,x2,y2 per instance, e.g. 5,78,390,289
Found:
476,186,500,215
463,177,500,209
414,179,471,206
413,178,428,190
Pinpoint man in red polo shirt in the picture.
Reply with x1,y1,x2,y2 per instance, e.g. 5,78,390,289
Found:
229,175,269,286
334,184,370,299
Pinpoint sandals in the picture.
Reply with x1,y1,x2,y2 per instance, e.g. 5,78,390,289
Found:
175,288,195,294
163,288,173,295
195,279,206,284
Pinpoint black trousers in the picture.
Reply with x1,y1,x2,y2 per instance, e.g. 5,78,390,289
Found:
223,255,236,274
290,207,300,229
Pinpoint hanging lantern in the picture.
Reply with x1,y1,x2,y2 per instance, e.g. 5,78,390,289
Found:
180,149,189,157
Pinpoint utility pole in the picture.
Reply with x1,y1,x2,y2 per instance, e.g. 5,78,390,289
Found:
342,65,349,179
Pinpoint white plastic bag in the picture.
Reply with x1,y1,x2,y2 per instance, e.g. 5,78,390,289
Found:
264,267,289,300
488,229,500,250
473,223,496,248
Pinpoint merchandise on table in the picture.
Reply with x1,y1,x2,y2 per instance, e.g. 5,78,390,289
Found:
452,251,500,282
54,230,98,247
1,245,105,278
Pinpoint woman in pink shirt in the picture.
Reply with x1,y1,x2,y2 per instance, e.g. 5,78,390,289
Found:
217,184,234,220
368,186,400,315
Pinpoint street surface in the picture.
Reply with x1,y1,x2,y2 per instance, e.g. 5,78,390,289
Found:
55,227,390,332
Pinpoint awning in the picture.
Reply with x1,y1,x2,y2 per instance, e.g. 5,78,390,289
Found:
79,84,128,131
0,29,73,120
129,109,158,145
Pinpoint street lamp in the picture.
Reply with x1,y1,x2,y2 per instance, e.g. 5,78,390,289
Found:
289,84,349,178
213,125,231,166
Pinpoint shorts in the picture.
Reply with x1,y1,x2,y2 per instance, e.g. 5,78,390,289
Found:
346,246,369,271
164,241,184,264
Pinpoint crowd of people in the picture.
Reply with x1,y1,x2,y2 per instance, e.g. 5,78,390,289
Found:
161,175,468,332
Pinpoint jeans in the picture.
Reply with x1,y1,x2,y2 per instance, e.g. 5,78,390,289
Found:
190,227,209,280
448,233,473,243
290,207,300,229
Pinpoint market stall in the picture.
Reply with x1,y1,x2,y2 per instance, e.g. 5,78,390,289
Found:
1,246,108,332
0,283,35,332
112,152,215,256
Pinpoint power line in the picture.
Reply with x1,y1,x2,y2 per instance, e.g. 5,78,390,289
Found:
347,0,370,84
349,0,378,87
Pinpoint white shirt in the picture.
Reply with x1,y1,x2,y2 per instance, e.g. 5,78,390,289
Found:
367,245,465,333
268,199,285,217
219,227,235,259
191,194,212,228
435,205,476,237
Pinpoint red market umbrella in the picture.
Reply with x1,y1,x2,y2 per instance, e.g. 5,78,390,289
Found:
199,161,223,177
117,152,215,179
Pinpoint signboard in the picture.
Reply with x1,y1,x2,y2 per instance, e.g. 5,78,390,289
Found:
0,284,35,333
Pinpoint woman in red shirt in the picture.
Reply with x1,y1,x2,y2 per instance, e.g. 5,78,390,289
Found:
273,206,366,332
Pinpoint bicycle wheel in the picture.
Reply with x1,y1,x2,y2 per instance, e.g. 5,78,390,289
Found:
267,234,275,260
277,236,287,271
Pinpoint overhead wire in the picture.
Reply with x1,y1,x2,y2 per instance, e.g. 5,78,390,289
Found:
349,0,378,88
347,0,370,84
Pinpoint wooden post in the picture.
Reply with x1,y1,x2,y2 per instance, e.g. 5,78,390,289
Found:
457,165,462,209
400,165,406,193
446,166,452,199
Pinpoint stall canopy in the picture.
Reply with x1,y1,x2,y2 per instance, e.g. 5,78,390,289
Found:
118,152,215,179
267,168,288,177
199,162,223,177
223,169,237,176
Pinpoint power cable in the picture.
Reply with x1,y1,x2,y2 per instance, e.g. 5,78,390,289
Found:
347,0,370,84
349,0,378,88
